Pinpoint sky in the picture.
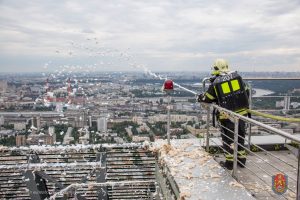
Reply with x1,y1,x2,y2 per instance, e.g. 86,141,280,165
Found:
0,0,300,73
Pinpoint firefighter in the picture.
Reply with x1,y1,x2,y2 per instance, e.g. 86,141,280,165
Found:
197,59,249,170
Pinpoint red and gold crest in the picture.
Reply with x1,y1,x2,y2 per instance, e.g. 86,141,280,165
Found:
272,173,288,195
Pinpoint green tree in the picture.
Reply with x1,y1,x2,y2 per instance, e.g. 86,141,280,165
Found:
0,136,16,146
54,124,68,143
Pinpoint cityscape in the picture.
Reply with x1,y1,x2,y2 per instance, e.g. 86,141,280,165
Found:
1,0,300,199
0,70,300,199
1,71,299,148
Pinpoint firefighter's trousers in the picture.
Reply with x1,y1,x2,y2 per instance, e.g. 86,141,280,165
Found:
219,118,246,155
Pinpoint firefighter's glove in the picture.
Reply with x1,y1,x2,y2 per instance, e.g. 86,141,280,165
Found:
197,94,204,102
209,76,216,83
248,112,251,118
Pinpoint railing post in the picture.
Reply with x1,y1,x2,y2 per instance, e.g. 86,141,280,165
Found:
233,117,239,178
248,82,252,150
297,147,300,200
206,106,210,152
202,77,211,152
167,95,171,145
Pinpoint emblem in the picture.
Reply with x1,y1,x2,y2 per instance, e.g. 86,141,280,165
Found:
272,173,288,195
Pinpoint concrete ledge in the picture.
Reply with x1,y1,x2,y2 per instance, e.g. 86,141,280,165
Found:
152,139,255,200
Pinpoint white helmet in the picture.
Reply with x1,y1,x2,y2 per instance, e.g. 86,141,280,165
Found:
211,59,230,75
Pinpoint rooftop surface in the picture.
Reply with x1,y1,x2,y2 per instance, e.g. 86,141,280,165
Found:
152,139,255,200
233,151,297,200
0,139,298,199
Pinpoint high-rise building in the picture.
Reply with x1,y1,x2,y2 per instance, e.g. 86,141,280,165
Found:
283,96,290,110
16,135,26,146
0,116,4,126
97,117,107,132
48,126,55,136
31,116,41,132
48,126,56,142
89,116,92,127
63,127,74,144
79,126,90,144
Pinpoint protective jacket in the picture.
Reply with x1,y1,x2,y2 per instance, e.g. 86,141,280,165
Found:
198,71,250,118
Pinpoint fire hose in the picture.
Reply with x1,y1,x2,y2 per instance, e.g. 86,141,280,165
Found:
167,80,300,123
247,109,300,123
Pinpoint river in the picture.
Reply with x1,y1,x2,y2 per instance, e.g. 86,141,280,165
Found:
252,88,274,97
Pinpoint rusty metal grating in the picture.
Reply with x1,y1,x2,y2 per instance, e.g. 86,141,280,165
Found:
0,144,157,199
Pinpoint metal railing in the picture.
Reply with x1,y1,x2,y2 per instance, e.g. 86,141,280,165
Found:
202,102,300,199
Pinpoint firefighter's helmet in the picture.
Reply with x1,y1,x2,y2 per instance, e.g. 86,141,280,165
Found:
211,59,230,75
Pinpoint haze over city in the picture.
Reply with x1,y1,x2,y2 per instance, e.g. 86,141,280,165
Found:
1,0,300,73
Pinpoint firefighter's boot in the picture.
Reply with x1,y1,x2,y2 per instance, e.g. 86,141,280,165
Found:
220,153,233,170
238,150,246,168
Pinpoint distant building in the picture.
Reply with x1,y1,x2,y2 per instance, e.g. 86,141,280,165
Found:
132,116,143,125
13,122,26,131
89,116,92,127
170,128,183,135
30,86,41,93
26,131,55,145
16,135,26,146
75,115,85,128
0,80,7,93
114,137,124,143
291,102,300,109
284,96,291,110
0,116,4,126
276,100,284,108
292,88,300,93
137,123,150,133
22,97,32,101
79,126,90,144
48,126,56,143
63,127,74,144
48,126,55,136
125,127,133,137
132,136,150,142
148,114,198,123
28,134,54,145
97,117,107,132
276,98,292,110
31,116,41,131
43,135,54,145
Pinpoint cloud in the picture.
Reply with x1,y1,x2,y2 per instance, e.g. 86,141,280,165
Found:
0,0,299,72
